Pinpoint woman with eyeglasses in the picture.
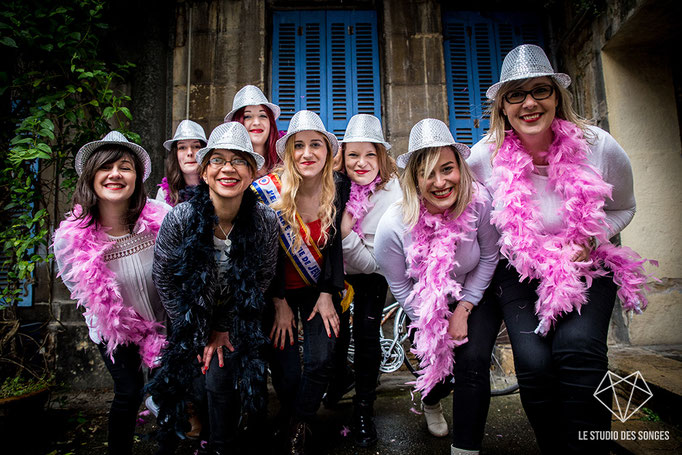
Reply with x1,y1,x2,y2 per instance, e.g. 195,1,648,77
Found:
156,119,207,206
468,44,651,454
251,110,350,454
54,132,169,455
225,85,282,178
146,122,279,455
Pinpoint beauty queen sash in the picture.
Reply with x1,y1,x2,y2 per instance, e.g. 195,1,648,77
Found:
251,174,323,286
251,174,354,311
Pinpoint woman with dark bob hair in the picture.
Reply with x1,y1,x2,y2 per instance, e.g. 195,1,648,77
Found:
146,121,279,454
54,131,169,455
468,44,653,453
156,119,207,206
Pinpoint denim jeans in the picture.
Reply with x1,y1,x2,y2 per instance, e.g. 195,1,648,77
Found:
419,288,502,450
98,342,145,455
493,259,616,454
269,286,341,420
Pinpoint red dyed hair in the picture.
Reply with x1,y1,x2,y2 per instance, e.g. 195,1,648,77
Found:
232,104,280,171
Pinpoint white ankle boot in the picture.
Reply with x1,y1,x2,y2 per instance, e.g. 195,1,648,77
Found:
451,446,479,455
422,401,448,437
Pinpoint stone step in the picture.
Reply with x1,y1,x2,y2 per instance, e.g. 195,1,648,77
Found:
606,345,682,454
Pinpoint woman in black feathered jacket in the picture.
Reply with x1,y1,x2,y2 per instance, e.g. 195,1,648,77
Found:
146,122,279,455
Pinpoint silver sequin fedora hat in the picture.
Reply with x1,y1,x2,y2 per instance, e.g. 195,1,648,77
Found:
340,114,391,150
486,44,571,100
75,131,152,181
223,85,281,122
163,119,207,151
396,118,471,169
275,110,339,159
196,122,265,171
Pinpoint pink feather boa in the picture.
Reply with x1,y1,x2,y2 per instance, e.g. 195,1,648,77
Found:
345,175,382,239
490,118,656,336
55,200,169,367
157,177,174,206
405,188,483,396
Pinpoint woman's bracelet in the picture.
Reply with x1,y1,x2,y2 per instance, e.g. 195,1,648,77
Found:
457,302,472,314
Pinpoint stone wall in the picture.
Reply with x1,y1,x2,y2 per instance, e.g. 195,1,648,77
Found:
551,0,682,345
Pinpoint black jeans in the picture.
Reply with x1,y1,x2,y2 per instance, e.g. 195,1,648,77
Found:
205,350,242,451
269,286,341,421
98,342,145,455
493,259,617,454
419,288,502,450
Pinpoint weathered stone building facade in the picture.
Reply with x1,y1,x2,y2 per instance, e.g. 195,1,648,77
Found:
30,0,680,386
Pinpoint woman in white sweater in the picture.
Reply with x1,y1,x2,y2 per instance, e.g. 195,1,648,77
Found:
467,44,650,454
325,114,401,447
375,119,500,455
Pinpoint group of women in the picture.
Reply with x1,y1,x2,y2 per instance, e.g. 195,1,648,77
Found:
54,44,651,455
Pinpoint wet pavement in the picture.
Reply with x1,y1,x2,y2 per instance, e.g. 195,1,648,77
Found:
12,370,541,455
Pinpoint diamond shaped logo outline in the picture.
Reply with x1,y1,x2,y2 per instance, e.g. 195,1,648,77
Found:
593,370,653,423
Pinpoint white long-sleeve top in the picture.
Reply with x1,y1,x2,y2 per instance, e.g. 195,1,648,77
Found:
374,184,500,321
342,177,403,275
468,125,636,239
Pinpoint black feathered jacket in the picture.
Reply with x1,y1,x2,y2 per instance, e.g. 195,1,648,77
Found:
145,183,278,437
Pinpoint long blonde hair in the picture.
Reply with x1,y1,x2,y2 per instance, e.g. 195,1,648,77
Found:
487,77,593,155
272,132,337,251
400,146,475,227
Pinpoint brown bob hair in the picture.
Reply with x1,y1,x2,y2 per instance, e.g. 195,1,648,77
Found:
71,146,147,230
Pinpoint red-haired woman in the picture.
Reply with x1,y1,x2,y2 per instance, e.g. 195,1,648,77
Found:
224,84,282,178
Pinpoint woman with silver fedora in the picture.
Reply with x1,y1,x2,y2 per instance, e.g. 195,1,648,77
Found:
156,119,207,206
251,110,350,454
323,113,401,447
468,44,649,453
146,122,279,454
375,119,500,455
54,131,169,455
225,84,282,178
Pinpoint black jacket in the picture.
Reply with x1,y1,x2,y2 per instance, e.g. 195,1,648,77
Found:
146,183,278,437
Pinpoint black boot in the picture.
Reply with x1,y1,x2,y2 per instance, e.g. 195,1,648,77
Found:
352,399,378,447
288,418,310,455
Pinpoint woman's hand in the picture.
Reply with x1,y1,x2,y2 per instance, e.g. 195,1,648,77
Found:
198,330,234,373
340,210,356,239
307,292,340,338
447,301,473,343
270,297,296,350
571,241,593,262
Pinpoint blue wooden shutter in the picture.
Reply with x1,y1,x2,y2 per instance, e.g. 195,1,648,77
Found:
443,11,544,145
272,10,381,136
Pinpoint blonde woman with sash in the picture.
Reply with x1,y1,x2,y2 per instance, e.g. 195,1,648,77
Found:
251,110,350,454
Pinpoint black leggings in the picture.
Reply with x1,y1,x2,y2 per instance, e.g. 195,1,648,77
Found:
98,343,144,455
419,288,502,450
493,259,617,454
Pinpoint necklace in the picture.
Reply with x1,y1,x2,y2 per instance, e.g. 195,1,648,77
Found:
216,223,233,248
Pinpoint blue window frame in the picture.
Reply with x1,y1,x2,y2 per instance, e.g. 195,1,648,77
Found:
443,11,544,145
272,10,381,138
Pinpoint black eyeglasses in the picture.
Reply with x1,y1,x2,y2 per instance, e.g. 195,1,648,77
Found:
503,85,554,104
208,156,249,169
